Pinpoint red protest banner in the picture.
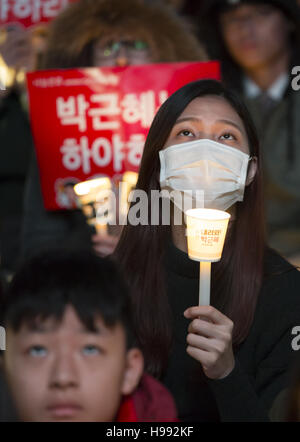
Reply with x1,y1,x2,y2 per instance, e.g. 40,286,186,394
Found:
0,0,76,28
26,61,221,210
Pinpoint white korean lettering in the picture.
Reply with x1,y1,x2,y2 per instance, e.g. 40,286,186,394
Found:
91,137,112,167
14,0,32,19
56,94,89,132
60,137,92,174
89,93,120,131
0,0,10,20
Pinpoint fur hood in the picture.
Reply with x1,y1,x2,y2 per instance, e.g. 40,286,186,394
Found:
44,0,207,68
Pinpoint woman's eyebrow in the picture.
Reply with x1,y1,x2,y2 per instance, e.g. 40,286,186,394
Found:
174,117,201,125
217,119,243,134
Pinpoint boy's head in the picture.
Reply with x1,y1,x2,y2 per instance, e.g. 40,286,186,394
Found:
0,250,143,422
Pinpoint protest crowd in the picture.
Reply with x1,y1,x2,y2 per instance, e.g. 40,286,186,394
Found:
0,0,300,423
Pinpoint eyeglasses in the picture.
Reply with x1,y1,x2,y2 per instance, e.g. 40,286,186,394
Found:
220,5,276,31
95,39,150,61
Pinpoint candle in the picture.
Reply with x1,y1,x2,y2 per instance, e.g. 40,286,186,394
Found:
74,177,112,234
185,208,231,305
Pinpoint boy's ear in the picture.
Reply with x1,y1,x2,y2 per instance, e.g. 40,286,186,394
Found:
121,348,144,396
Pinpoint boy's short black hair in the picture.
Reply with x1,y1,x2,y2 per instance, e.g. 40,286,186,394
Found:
1,249,136,348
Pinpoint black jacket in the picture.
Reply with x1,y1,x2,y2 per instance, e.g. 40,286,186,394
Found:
163,242,300,422
0,90,32,270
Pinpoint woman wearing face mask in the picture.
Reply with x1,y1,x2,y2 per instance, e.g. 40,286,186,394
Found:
21,0,206,260
114,79,300,422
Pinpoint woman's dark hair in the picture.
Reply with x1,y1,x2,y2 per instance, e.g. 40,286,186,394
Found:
114,79,266,376
1,249,136,349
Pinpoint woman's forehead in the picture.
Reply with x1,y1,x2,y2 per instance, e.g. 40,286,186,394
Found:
179,95,243,123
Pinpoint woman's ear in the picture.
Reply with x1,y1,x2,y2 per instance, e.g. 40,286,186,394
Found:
246,156,258,186
121,348,144,396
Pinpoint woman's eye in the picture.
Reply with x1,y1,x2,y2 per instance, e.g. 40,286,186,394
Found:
82,345,102,356
220,133,236,141
28,346,48,357
178,130,194,137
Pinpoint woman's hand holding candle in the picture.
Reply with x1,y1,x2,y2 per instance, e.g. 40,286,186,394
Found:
184,305,235,380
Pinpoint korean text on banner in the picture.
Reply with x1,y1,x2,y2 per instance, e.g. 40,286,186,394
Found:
0,0,76,28
26,61,221,210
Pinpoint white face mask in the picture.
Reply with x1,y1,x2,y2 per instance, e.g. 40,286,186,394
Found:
159,138,251,211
